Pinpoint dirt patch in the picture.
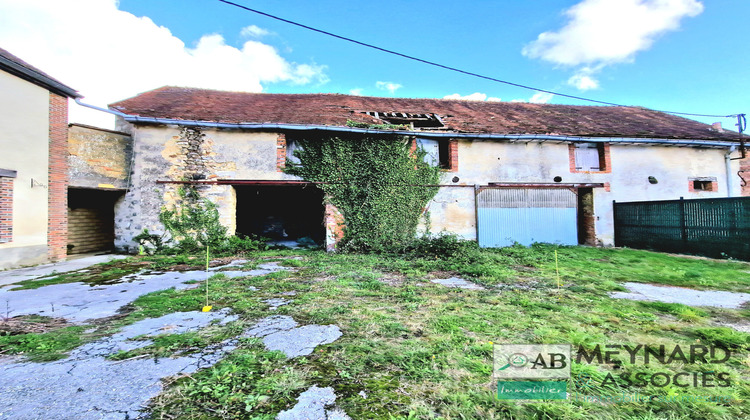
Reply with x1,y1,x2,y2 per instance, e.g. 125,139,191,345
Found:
378,272,407,286
425,270,462,279
0,316,70,335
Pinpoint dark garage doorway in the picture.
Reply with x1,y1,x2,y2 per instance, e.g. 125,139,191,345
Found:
67,188,124,255
234,185,325,245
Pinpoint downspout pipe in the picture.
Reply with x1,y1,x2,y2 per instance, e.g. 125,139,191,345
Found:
74,97,130,118
725,145,737,197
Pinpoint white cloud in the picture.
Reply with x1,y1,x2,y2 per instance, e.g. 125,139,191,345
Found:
349,88,363,95
0,0,328,127
443,92,502,102
523,0,703,89
240,24,270,38
567,73,599,90
529,92,555,103
510,92,556,103
375,81,402,94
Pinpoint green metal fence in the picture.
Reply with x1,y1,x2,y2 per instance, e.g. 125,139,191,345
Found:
613,196,750,260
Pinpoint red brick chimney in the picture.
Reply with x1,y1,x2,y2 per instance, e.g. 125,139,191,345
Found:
712,122,723,132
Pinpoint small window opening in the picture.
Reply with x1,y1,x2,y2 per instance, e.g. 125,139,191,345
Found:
574,143,602,171
692,180,713,191
416,138,452,169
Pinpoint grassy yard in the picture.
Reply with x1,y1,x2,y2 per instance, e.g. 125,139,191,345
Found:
2,245,749,419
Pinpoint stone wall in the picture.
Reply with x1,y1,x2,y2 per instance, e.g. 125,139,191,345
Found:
68,123,132,190
114,123,298,251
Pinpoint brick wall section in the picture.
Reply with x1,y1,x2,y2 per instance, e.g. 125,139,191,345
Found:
687,179,718,192
324,201,345,252
0,177,12,243
741,154,750,196
569,143,611,173
447,139,458,172
48,93,68,261
68,207,114,254
276,133,286,171
577,188,596,246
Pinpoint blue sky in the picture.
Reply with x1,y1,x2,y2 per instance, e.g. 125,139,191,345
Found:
0,0,746,130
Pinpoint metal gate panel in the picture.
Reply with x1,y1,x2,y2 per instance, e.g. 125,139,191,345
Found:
478,188,577,247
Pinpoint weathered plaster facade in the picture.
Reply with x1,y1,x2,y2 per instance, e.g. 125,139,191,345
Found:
0,71,51,268
113,121,742,252
114,123,302,251
424,140,740,245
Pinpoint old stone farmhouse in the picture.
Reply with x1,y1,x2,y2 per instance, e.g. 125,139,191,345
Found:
102,86,747,252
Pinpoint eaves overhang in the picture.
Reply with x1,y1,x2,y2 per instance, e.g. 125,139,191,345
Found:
118,115,743,149
0,56,80,98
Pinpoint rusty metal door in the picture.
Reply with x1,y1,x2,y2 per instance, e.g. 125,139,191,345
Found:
477,188,578,247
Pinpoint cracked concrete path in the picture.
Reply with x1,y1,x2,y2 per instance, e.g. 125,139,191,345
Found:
611,282,750,308
0,262,287,324
0,260,344,419
71,309,238,358
0,313,344,419
0,255,128,287
243,315,342,358
0,310,239,420
277,386,351,420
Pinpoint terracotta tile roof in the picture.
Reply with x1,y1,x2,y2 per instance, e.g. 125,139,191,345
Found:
0,47,79,98
110,86,739,141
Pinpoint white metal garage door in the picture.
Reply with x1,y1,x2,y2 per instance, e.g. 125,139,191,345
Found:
477,188,578,247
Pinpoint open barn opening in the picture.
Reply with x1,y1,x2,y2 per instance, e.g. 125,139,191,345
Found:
234,184,325,247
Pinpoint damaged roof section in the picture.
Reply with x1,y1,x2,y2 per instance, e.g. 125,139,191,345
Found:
110,86,740,141
361,111,445,129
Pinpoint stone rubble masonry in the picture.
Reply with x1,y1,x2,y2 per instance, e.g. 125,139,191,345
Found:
67,124,132,190
48,93,68,262
0,177,12,243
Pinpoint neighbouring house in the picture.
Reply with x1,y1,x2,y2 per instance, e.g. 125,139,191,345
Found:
0,47,80,269
107,86,748,252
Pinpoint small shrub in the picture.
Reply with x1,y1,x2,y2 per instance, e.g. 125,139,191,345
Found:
222,235,268,254
405,234,480,260
159,186,227,252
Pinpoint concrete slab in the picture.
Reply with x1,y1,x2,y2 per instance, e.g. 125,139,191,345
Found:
0,254,128,287
430,277,485,290
264,298,291,310
611,282,750,309
0,261,284,324
244,316,342,358
71,309,238,358
0,310,239,420
277,386,351,420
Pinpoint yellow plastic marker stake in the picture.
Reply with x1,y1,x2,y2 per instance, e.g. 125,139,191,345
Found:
554,249,562,289
202,246,212,312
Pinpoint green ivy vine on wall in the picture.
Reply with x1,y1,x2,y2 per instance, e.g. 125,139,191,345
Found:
285,132,441,253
